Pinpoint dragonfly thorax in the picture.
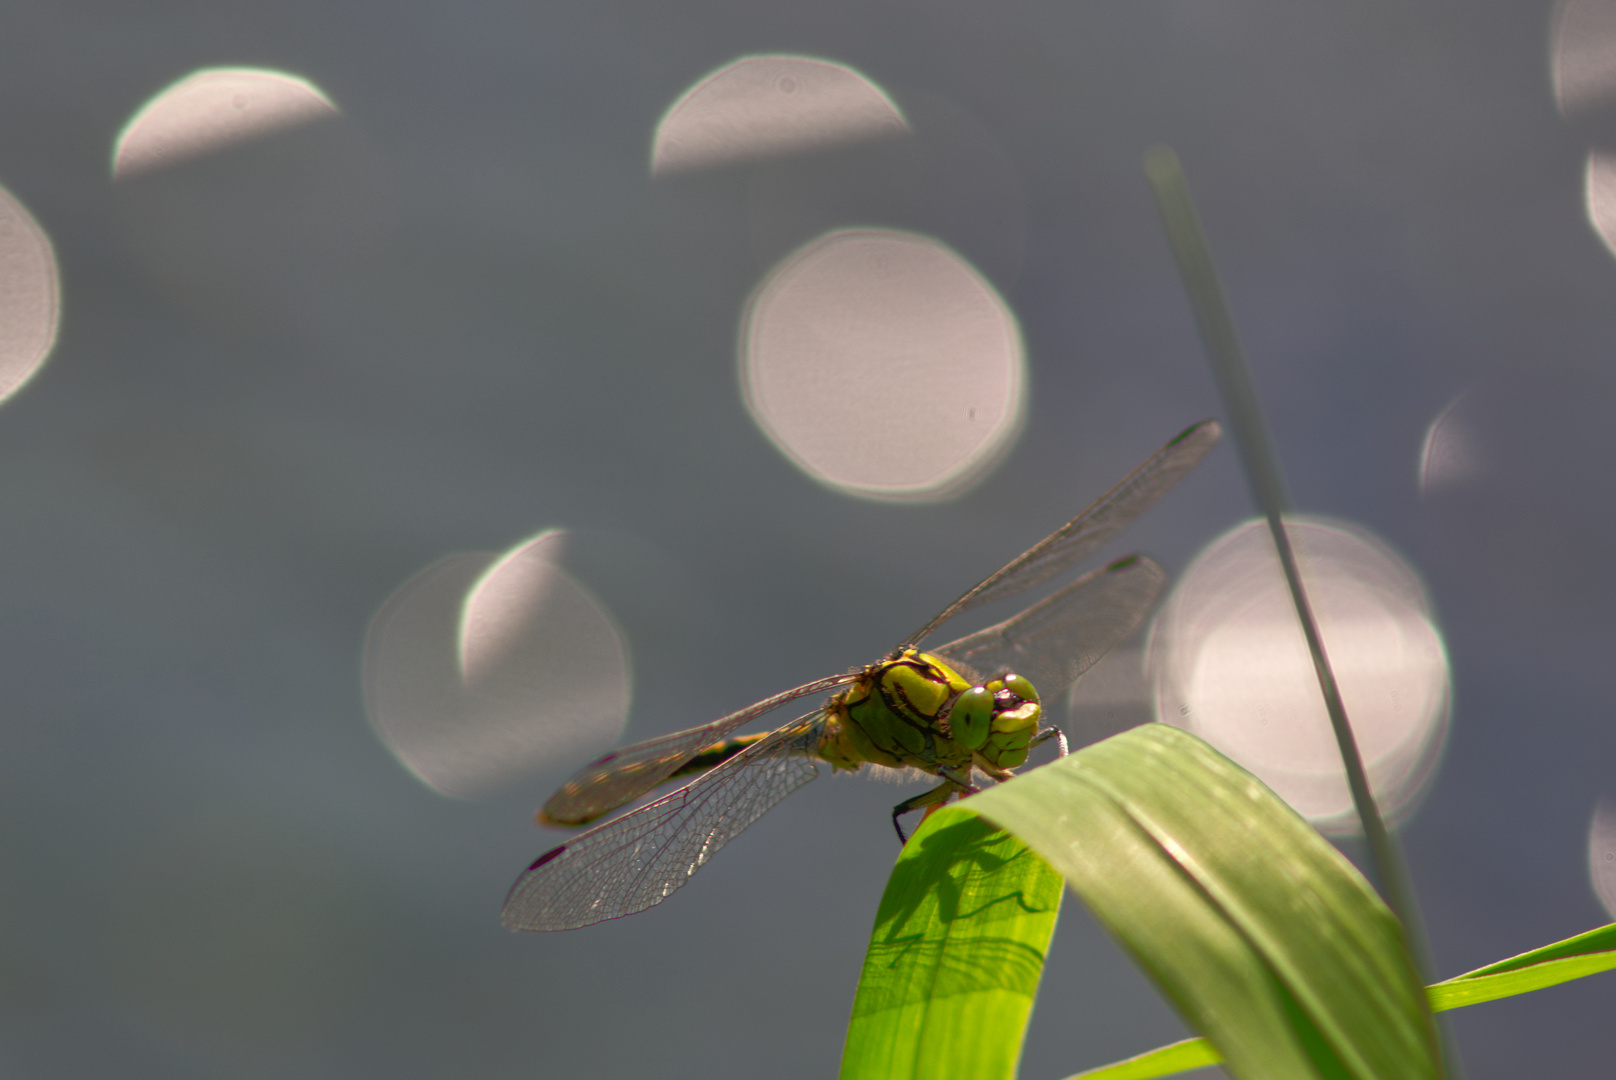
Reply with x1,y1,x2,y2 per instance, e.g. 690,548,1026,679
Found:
815,649,1042,775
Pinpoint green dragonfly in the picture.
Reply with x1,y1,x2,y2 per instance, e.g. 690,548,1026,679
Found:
502,420,1221,931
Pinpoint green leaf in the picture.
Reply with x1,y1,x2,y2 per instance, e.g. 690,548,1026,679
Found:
1426,921,1616,1010
967,724,1439,1080
838,809,1065,1080
1058,1037,1223,1080
1437,920,1616,978
1070,923,1616,1079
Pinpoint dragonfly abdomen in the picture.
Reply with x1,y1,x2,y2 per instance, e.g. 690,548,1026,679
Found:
665,733,771,780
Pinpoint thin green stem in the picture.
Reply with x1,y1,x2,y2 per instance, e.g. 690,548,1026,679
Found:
1143,144,1450,1075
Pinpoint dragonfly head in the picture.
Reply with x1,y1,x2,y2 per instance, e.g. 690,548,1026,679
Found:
970,671,1042,770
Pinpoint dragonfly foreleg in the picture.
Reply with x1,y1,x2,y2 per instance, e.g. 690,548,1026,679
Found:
1031,725,1069,758
891,777,966,844
938,765,980,792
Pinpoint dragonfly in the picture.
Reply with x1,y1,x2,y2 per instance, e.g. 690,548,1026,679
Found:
502,420,1221,932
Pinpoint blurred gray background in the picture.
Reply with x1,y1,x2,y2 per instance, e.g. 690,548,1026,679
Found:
2,1,1614,1077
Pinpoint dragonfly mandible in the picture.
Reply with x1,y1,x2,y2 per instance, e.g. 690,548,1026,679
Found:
502,420,1221,931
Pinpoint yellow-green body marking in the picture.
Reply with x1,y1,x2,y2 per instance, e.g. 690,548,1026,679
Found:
817,649,1043,777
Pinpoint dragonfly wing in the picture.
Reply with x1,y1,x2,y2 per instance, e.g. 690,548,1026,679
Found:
930,554,1167,704
903,420,1218,647
503,712,826,931
540,673,856,826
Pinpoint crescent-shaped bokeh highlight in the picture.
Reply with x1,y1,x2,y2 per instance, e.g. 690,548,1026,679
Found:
113,67,339,179
651,54,907,176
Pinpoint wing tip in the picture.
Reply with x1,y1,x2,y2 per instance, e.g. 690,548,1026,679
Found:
500,844,570,933
1173,418,1223,449
1103,552,1165,575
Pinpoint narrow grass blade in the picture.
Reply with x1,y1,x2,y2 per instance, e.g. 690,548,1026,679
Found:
1059,1037,1223,1080
1144,147,1423,961
839,810,1065,1080
1439,920,1616,976
968,724,1439,1080
1070,923,1616,1079
1426,922,1616,1009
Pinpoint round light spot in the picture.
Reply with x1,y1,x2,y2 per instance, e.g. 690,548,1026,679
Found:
362,532,630,798
0,185,60,404
739,229,1025,501
651,54,907,176
1551,0,1616,119
1590,796,1616,919
113,67,338,179
1151,517,1450,833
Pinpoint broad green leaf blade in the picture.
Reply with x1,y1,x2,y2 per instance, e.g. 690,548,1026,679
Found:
1072,922,1616,1080
968,725,1439,1080
839,809,1064,1080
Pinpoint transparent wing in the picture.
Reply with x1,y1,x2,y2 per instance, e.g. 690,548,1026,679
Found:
503,712,827,931
929,554,1167,703
539,673,857,826
902,420,1218,648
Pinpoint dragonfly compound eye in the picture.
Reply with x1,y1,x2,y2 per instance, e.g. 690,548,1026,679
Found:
946,685,994,750
1001,673,1039,704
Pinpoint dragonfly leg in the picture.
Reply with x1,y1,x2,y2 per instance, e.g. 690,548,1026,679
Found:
1032,725,1069,758
891,777,964,844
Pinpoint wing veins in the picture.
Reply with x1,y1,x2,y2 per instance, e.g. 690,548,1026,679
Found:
505,711,826,930
902,419,1219,648
540,672,856,826
929,555,1168,702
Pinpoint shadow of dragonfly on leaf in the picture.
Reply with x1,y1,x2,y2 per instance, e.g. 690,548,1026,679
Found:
853,811,1064,1014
